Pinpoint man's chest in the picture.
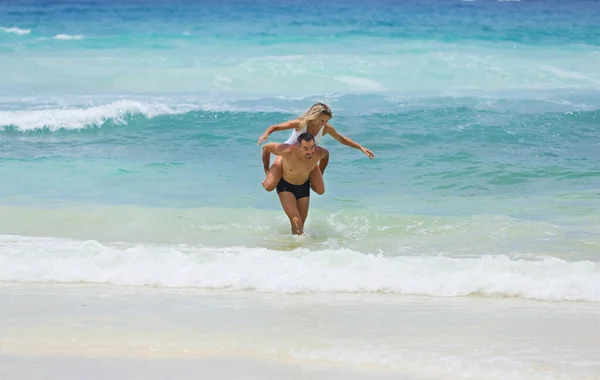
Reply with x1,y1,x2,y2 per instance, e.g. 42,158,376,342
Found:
285,157,316,173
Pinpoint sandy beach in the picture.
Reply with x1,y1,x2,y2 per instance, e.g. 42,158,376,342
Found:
2,283,599,380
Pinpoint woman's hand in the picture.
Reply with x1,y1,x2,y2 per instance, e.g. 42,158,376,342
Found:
257,133,269,145
361,146,375,159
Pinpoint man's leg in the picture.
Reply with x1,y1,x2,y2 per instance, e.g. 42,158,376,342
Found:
278,192,304,235
296,196,310,227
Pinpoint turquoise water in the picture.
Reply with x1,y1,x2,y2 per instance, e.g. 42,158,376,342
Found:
1,0,599,302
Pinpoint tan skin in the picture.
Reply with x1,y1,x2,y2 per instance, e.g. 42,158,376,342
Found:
263,140,328,235
258,114,375,192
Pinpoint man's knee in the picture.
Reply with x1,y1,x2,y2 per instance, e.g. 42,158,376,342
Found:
262,142,277,153
289,212,302,225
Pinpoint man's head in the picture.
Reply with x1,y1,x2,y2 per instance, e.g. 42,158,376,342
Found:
296,132,316,159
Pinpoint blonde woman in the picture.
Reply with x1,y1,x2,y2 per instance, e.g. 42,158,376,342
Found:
257,102,375,193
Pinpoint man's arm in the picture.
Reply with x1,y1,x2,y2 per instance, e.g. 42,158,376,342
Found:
257,120,301,145
324,124,375,159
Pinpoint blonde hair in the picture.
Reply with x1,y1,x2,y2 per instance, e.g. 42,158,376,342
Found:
298,102,333,127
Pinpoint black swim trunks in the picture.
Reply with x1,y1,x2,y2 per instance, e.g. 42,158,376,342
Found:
276,177,310,199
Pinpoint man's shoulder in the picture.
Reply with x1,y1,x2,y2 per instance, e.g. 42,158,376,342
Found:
276,143,298,156
281,143,297,151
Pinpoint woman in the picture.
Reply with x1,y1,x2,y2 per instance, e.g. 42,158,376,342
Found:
257,102,375,193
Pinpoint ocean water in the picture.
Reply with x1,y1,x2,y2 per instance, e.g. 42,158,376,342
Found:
1,0,600,378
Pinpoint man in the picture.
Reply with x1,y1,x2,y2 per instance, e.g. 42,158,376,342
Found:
262,132,328,235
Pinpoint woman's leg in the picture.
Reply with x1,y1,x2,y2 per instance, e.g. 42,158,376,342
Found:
262,155,283,192
309,166,325,195
318,149,329,175
309,149,329,194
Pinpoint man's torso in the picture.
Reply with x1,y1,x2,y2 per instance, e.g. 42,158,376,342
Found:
281,149,322,185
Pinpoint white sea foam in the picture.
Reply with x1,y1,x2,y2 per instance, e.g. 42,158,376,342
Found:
2,90,599,131
332,76,385,91
1,235,598,302
53,34,84,40
0,100,196,131
1,27,30,35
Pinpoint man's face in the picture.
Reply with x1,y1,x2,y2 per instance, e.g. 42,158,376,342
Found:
299,140,316,159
